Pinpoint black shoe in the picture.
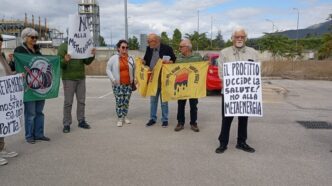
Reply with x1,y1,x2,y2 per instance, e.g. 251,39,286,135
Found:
162,121,168,128
26,138,35,144
63,125,70,133
174,123,184,131
78,121,91,129
215,145,227,154
190,123,199,132
35,136,50,141
236,142,255,153
146,119,156,127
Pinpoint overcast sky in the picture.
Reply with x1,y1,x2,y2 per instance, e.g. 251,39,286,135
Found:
0,0,331,45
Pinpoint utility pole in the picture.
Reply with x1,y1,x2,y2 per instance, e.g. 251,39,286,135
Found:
293,8,300,51
210,16,213,48
124,0,128,41
265,19,275,32
197,10,199,52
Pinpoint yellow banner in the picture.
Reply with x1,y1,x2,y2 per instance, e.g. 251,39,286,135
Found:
146,59,163,96
135,58,150,97
161,62,208,102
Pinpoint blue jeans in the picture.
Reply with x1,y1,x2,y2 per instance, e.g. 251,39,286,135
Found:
150,89,168,122
24,100,45,140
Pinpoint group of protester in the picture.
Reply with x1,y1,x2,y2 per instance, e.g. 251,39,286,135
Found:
0,25,259,166
106,28,258,155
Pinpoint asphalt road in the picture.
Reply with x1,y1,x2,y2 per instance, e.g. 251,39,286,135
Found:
1,78,332,186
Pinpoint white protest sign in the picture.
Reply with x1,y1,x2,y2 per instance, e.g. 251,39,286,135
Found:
223,61,263,117
68,14,94,59
0,74,24,137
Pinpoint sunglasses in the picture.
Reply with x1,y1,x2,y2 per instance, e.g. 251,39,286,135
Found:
29,36,38,40
121,46,129,49
234,36,246,39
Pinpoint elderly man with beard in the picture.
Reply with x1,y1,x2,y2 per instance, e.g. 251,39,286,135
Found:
215,26,259,154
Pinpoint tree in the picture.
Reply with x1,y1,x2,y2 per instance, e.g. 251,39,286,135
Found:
98,35,107,46
172,28,182,53
318,33,332,59
185,31,209,50
161,32,170,45
258,34,298,60
213,30,225,49
128,36,139,50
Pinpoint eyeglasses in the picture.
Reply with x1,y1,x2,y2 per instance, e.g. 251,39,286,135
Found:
234,36,246,39
29,36,38,40
121,46,129,49
179,45,188,48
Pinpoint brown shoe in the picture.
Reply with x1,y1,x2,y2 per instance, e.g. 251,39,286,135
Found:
190,123,199,132
174,123,184,132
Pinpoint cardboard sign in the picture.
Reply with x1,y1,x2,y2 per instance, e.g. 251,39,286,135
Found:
223,61,263,117
0,74,24,137
68,14,94,59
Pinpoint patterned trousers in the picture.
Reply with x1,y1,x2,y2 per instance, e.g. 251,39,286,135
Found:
113,84,132,118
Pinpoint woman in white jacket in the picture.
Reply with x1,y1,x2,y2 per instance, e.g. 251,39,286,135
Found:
106,40,135,127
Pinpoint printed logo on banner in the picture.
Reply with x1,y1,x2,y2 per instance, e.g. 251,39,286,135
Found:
13,53,61,101
24,59,53,94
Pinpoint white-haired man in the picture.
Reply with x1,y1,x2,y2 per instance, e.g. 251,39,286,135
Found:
174,39,202,132
216,26,258,154
143,33,176,128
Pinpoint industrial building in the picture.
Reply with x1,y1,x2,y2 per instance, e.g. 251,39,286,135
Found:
78,0,101,46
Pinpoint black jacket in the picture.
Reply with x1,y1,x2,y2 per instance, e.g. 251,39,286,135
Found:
9,43,41,71
143,43,176,67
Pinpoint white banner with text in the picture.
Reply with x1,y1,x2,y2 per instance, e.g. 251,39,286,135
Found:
67,14,94,59
223,61,263,117
0,74,24,137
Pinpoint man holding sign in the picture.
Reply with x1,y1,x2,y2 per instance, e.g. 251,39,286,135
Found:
58,14,96,133
215,26,259,154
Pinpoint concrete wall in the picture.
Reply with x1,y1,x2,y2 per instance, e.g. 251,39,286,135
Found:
1,47,317,76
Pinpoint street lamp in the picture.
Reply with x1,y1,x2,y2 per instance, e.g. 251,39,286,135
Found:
265,19,276,32
124,0,128,41
293,8,299,50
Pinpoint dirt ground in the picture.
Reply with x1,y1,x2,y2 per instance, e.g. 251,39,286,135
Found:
261,60,332,80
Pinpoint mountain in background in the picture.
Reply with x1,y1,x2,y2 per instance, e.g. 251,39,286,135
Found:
273,20,331,39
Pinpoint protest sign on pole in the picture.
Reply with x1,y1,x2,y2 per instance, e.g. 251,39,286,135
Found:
223,61,263,117
68,14,94,59
0,74,24,137
14,53,60,101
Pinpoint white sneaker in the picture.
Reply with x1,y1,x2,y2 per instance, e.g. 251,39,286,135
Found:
0,150,18,158
117,118,123,127
124,117,131,124
0,157,8,166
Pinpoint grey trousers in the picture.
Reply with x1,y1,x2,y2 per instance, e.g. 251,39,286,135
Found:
62,79,86,126
0,137,4,151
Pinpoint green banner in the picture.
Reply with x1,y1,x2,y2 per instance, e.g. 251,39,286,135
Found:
14,53,60,101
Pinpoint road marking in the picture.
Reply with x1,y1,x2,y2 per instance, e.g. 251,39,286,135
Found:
98,91,113,98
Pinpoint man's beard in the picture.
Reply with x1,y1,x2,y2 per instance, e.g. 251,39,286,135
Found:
235,41,244,48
